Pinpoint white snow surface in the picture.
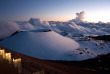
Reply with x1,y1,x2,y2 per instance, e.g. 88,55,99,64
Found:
0,30,80,60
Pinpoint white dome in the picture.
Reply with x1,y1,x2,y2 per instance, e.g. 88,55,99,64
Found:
0,30,79,60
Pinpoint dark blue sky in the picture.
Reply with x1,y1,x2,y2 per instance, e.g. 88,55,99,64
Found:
0,0,110,22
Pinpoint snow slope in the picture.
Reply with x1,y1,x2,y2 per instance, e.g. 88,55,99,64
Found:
0,30,80,60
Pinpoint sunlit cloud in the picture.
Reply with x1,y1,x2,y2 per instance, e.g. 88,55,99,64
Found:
84,11,110,23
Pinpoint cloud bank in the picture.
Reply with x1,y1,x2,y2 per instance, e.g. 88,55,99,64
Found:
17,21,35,30
0,21,19,40
0,20,35,40
76,11,85,21
0,11,110,40
69,11,85,22
28,18,51,29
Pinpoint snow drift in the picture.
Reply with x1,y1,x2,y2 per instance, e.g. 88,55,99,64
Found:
0,30,79,60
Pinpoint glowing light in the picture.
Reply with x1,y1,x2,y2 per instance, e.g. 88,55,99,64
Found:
0,48,22,73
13,58,22,73
0,49,5,58
5,53,12,64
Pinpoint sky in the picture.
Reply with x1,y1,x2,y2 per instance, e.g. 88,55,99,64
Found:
0,0,110,22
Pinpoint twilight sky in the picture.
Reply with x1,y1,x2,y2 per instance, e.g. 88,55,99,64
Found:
0,0,110,22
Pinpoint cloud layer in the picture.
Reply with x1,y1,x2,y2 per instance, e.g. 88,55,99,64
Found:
17,21,35,30
29,18,50,29
0,11,110,40
69,11,85,22
0,21,19,39
75,11,85,21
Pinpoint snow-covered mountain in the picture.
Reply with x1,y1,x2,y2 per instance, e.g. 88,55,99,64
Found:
0,29,80,60
0,17,110,61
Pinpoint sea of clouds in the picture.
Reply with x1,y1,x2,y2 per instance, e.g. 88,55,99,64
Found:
0,11,110,40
